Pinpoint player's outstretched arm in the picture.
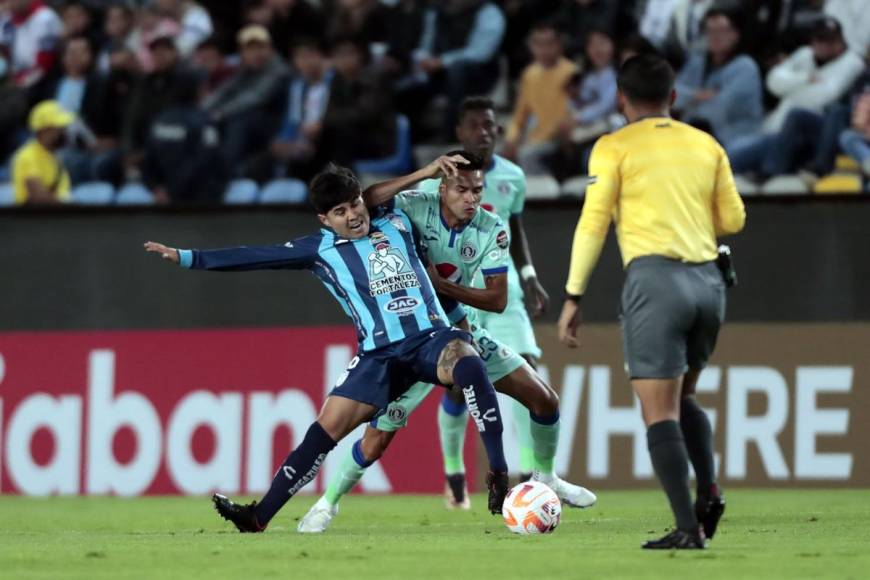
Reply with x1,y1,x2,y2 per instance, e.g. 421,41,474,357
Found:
143,239,316,271
362,154,469,207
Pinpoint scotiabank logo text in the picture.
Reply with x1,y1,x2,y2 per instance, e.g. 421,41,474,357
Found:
0,328,860,495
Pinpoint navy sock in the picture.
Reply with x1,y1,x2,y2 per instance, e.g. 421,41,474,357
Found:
254,422,337,525
452,356,507,472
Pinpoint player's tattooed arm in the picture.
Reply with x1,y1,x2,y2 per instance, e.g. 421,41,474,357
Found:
428,264,508,313
436,338,478,385
362,154,470,207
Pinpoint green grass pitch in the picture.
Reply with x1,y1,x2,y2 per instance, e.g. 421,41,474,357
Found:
1,489,868,579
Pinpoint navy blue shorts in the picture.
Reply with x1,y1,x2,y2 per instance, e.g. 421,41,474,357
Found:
330,327,472,411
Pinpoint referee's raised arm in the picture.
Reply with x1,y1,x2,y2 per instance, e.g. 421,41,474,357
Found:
557,54,745,550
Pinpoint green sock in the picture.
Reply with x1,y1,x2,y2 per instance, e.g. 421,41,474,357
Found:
512,399,535,473
530,415,560,477
324,447,367,506
438,403,468,475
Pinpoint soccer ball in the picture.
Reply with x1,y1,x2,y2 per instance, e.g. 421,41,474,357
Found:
502,481,562,534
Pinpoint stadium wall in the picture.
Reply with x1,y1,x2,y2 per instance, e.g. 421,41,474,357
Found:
2,198,868,494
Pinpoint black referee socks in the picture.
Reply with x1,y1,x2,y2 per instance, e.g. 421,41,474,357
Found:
254,422,337,525
680,396,716,495
647,419,698,532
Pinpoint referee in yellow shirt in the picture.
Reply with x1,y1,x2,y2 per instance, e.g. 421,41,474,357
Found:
557,55,746,550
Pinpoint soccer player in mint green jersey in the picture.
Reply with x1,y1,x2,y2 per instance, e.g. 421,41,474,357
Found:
297,152,596,533
421,97,549,501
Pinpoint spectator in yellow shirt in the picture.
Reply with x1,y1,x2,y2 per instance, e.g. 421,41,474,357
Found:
503,21,577,174
12,100,74,205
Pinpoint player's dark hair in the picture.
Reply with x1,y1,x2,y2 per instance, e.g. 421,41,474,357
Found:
458,96,494,124
617,54,675,106
444,150,485,172
310,163,362,214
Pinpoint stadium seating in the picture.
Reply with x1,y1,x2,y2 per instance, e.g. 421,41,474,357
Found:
760,175,810,196
115,183,156,205
0,182,13,206
814,174,863,195
560,176,590,198
524,175,560,200
223,179,260,204
71,181,115,204
353,115,414,176
258,178,308,204
733,174,760,196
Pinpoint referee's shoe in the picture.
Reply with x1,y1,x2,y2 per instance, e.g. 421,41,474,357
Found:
643,527,706,550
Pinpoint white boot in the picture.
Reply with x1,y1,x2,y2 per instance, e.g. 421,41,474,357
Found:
532,471,597,508
297,496,338,533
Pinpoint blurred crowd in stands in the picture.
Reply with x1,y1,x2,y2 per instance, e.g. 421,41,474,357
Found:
1,0,868,206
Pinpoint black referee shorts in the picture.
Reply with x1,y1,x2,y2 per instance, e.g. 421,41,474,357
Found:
620,255,726,379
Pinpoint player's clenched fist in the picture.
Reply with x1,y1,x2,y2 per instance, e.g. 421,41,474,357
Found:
144,241,180,264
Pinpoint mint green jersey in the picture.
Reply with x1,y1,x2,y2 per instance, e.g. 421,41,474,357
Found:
416,155,541,358
395,190,511,307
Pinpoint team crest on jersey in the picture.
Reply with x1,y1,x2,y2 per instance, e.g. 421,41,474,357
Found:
460,240,477,262
386,403,408,423
496,230,509,249
388,215,407,232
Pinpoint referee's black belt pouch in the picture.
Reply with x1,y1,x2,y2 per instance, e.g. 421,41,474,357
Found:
716,245,737,288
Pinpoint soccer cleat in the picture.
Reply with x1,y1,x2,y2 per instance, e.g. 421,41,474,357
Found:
695,488,726,540
444,474,471,510
531,471,597,508
297,496,338,533
212,493,266,533
642,527,707,550
486,470,509,514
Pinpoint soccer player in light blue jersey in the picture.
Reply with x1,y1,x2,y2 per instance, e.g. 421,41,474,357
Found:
423,97,550,501
143,163,511,532
297,152,595,533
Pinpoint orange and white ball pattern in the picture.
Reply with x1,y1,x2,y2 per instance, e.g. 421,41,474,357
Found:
502,481,562,534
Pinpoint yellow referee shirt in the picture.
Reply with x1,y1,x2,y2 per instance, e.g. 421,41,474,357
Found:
12,140,71,205
566,117,746,296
